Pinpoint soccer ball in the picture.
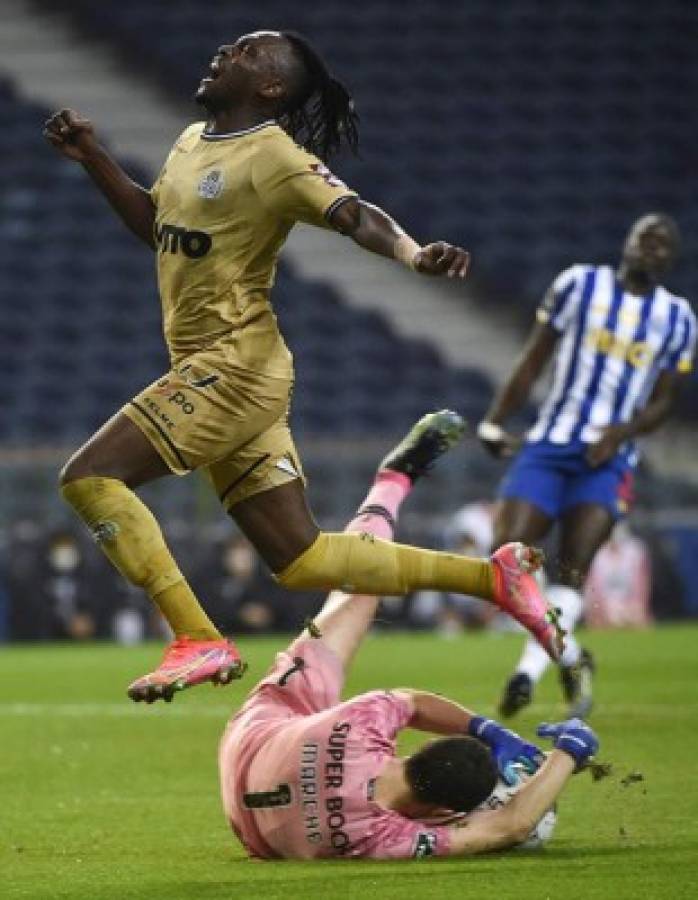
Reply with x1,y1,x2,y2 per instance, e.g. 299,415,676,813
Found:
476,762,557,849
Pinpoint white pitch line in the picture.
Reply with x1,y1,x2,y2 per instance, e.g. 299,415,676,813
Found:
0,702,694,718
0,702,238,718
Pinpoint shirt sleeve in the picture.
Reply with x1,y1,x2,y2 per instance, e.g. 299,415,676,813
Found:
661,304,697,373
341,690,413,752
252,136,356,228
536,265,582,333
360,812,452,860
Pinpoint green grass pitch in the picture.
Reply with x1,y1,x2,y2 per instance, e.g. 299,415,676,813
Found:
2,624,697,900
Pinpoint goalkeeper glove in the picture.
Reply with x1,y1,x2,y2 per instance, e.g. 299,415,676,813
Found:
536,718,599,770
468,716,544,785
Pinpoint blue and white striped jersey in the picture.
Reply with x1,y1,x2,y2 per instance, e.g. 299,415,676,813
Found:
529,265,697,446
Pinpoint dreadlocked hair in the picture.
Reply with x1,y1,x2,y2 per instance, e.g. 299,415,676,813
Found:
279,31,359,161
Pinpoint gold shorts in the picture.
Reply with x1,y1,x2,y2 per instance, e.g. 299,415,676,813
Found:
123,349,305,510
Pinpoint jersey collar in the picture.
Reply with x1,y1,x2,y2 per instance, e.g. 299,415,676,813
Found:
200,120,277,141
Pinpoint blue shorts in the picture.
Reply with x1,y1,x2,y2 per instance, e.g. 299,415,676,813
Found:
498,439,635,521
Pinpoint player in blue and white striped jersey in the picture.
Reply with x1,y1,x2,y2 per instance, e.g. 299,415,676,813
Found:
478,213,696,718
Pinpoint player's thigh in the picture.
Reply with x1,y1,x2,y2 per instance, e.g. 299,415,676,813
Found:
496,444,564,545
206,419,319,571
493,498,554,549
124,358,290,476
558,503,615,585
60,410,171,488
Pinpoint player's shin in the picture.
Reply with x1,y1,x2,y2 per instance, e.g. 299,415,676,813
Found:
345,470,412,540
61,476,221,640
275,531,495,599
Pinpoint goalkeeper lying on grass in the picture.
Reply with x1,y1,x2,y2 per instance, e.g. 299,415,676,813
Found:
218,414,599,859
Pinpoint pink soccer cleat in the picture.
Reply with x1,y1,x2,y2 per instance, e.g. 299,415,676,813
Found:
127,636,246,703
491,543,565,662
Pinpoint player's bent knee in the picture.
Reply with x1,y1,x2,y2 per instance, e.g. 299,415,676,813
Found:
275,533,328,591
59,453,91,488
275,532,367,593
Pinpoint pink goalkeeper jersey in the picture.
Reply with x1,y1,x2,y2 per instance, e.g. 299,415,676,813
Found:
219,689,452,860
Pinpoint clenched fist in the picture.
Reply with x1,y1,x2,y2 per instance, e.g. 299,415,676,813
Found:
414,242,470,278
43,108,100,162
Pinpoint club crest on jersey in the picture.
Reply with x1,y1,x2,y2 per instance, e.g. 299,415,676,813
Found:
413,832,437,859
310,162,346,188
197,169,225,199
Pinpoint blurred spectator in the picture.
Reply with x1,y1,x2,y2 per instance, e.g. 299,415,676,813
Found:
8,526,108,640
192,532,322,634
583,523,652,629
646,527,693,619
412,502,502,636
0,576,8,642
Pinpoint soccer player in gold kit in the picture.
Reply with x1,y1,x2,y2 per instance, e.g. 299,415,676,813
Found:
44,31,563,701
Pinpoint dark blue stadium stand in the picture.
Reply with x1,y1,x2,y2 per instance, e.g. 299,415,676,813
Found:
38,0,698,415
0,74,494,442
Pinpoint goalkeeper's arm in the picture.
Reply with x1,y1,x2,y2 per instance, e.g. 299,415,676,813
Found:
446,751,574,855
445,717,599,856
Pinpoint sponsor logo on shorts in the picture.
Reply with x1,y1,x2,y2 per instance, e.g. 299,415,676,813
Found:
142,396,176,430
147,383,195,416
413,832,437,859
168,391,195,415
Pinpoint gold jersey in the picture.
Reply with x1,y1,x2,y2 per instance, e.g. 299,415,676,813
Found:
151,121,356,372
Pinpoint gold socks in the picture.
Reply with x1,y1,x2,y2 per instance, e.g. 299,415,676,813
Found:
61,476,221,640
276,531,495,599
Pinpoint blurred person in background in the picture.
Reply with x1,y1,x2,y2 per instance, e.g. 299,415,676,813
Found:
0,570,9,643
193,532,321,634
583,522,652,629
478,214,696,718
9,528,105,640
433,503,499,636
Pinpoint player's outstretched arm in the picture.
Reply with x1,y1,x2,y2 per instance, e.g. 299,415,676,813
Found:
478,320,559,458
447,750,575,855
43,109,156,249
329,198,470,278
395,690,543,782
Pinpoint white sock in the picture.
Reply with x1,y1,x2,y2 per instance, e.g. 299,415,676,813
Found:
516,583,584,681
548,584,583,668
517,639,551,683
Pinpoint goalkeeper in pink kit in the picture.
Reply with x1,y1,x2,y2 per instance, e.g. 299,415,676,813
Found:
219,412,599,859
